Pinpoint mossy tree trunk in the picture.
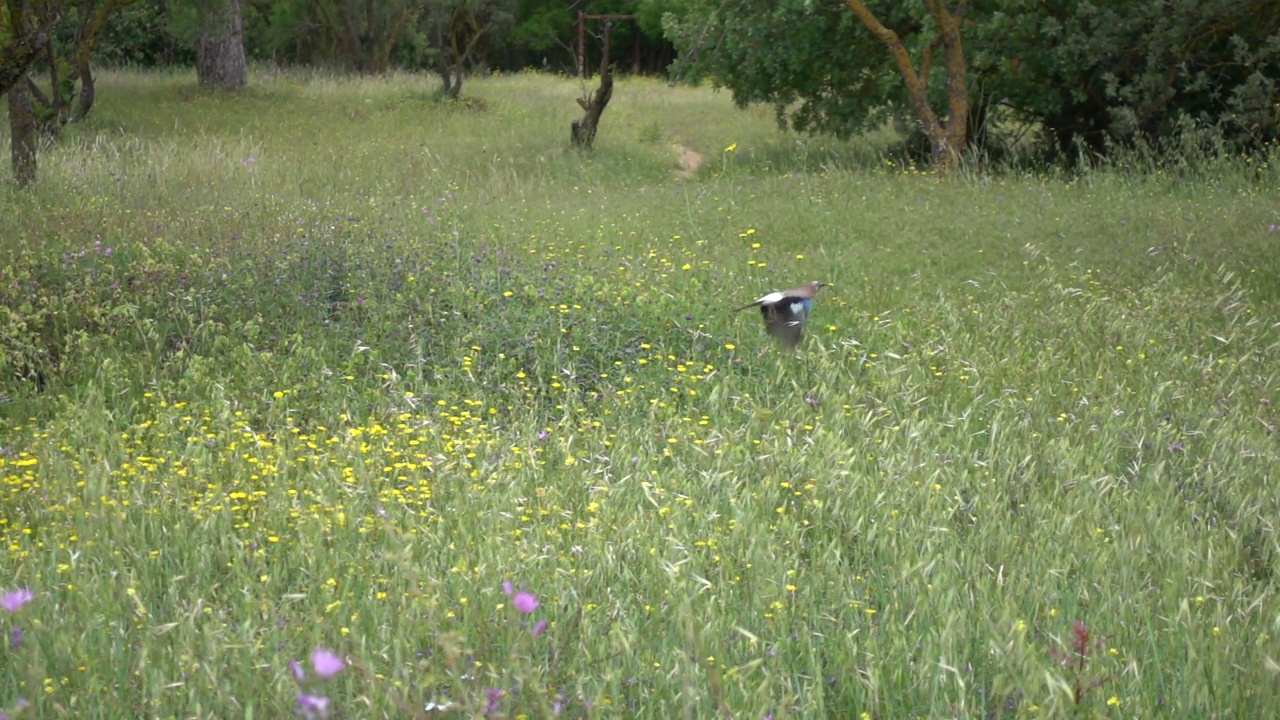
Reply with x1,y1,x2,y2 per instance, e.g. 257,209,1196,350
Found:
0,39,43,97
196,0,247,89
4,0,48,186
8,75,37,187
0,0,56,98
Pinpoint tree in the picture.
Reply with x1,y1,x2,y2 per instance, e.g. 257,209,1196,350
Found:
315,0,426,74
22,0,133,132
570,16,615,149
660,0,975,167
4,0,46,186
5,0,133,185
844,0,967,168
659,0,1279,164
425,0,513,99
195,0,246,88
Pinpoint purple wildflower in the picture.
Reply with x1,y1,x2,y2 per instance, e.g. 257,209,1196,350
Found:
537,429,549,441
513,590,539,614
311,649,345,679
1,589,32,613
484,687,505,715
503,581,540,613
289,659,306,683
532,619,548,637
296,693,329,719
10,626,22,649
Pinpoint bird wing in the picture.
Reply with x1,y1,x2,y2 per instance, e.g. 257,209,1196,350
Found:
734,291,783,313
760,297,810,348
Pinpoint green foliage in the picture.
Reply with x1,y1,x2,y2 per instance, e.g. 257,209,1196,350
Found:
660,0,947,141
82,0,193,66
973,0,1280,157
507,0,570,53
69,0,673,75
1,69,1280,717
660,0,1280,160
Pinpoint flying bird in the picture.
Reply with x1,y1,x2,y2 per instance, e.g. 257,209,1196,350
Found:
734,280,828,348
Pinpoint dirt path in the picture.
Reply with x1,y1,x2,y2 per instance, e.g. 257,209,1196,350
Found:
672,143,704,180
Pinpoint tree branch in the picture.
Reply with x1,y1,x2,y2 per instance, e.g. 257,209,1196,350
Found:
843,0,943,140
919,32,943,84
845,0,968,168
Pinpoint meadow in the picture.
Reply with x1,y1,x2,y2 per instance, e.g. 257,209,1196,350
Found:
2,67,1280,718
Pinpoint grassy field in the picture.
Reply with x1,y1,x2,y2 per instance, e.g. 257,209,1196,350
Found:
2,67,1280,719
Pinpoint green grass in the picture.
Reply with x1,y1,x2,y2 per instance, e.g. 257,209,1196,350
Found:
2,66,1280,718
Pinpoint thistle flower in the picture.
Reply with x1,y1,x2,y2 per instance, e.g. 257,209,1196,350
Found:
0,589,32,613
513,591,539,614
296,693,330,719
501,582,539,614
311,649,345,679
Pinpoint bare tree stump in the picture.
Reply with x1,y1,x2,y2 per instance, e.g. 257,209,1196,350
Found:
571,73,613,150
570,21,614,150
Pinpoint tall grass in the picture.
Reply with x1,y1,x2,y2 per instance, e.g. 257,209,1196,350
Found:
1,67,1279,718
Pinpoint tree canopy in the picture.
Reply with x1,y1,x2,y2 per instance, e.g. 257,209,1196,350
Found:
658,0,1280,160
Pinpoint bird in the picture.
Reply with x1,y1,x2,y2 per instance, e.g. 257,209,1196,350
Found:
733,280,828,348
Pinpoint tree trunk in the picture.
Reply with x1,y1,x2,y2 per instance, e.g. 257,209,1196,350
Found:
845,0,968,171
196,0,247,89
72,54,95,122
436,6,487,100
446,65,462,99
8,74,37,187
0,21,51,97
571,23,615,150
439,64,459,98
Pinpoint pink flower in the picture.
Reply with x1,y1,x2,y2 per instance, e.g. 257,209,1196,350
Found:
296,693,329,718
1,589,32,613
311,649,345,679
501,581,540,614
513,591,539,614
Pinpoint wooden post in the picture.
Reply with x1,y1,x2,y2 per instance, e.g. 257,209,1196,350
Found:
633,24,641,74
576,10,586,78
